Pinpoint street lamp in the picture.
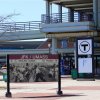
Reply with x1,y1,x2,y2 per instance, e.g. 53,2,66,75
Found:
48,43,51,54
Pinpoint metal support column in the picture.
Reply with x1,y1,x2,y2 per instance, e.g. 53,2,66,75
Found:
68,8,74,22
5,55,12,97
51,38,57,54
58,4,62,23
93,0,98,27
46,0,50,23
57,54,63,95
78,12,83,22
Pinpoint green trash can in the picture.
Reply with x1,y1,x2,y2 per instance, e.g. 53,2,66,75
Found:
71,69,77,79
3,73,7,82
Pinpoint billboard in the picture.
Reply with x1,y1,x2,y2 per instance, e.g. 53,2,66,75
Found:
9,54,58,82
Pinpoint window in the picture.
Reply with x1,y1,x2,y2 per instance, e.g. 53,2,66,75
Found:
61,39,67,48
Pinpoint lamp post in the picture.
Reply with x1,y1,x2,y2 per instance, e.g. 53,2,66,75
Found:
48,43,51,54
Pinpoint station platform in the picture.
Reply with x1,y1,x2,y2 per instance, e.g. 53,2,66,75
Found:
0,75,100,100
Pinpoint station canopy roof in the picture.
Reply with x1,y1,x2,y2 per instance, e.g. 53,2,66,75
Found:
0,41,44,49
48,0,93,12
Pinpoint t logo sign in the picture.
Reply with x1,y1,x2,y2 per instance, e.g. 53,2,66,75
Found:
81,44,89,52
78,39,92,55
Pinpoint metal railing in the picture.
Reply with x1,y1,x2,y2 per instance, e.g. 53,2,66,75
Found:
0,21,41,32
41,12,93,24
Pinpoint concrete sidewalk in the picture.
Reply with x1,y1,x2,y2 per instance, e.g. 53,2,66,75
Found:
0,76,100,100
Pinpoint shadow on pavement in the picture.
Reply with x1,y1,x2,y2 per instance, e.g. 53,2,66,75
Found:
19,93,85,99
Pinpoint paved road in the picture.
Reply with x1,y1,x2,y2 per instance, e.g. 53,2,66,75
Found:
0,76,100,100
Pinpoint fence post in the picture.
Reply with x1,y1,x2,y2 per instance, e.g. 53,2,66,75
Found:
57,54,63,95
5,55,12,97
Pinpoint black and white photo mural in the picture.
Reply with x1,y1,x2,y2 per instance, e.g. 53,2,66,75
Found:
9,54,58,82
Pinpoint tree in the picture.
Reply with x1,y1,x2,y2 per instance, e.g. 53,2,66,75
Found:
0,13,20,38
0,13,19,23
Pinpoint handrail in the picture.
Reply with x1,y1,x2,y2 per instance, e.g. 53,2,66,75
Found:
41,12,93,24
0,21,41,32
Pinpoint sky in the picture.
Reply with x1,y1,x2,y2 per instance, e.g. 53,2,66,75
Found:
0,0,67,41
0,0,60,22
0,0,45,22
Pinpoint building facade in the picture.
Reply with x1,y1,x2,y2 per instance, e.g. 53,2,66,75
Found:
40,0,100,76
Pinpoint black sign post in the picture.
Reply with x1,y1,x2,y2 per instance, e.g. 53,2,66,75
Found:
5,55,12,97
57,54,63,95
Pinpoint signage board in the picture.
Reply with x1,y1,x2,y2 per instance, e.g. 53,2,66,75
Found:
78,39,92,55
9,54,58,82
78,58,92,73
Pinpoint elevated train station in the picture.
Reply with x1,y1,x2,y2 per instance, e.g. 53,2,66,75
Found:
0,0,100,77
